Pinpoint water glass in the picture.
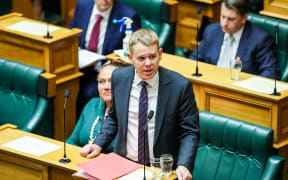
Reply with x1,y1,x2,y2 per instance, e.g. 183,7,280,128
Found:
230,57,242,81
160,154,173,177
150,158,162,180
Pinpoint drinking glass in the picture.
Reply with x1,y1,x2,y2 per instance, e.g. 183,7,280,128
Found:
160,154,173,177
230,57,242,81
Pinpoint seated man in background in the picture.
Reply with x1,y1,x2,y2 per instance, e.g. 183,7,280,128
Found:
68,0,141,117
80,29,200,180
189,0,280,80
66,62,123,152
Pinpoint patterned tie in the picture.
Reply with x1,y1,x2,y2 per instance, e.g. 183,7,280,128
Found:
138,81,150,165
87,14,103,52
217,34,235,69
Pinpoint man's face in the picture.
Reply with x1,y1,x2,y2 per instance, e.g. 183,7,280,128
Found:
94,0,114,12
128,43,162,80
220,4,247,34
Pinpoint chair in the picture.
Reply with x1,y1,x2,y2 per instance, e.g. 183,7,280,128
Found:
193,111,285,180
247,13,288,82
118,0,178,54
0,58,54,137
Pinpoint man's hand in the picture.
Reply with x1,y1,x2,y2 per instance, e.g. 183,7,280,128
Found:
176,165,192,180
80,144,102,158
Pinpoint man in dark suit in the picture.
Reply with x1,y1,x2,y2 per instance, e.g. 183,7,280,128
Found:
68,0,141,117
189,0,280,79
80,29,200,180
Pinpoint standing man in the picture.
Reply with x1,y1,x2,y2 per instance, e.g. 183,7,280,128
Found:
80,29,200,180
189,0,280,79
68,0,141,117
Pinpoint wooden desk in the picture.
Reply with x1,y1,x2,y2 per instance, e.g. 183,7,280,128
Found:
260,0,288,21
0,124,177,180
107,52,288,178
0,13,83,140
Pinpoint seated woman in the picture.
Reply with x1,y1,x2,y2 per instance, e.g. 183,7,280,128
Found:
66,62,123,152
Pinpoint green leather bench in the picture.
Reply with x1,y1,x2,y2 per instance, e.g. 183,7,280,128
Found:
248,13,288,82
0,58,54,137
118,0,177,54
193,111,285,180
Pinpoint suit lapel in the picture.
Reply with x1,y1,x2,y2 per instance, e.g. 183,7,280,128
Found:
80,0,94,47
213,26,225,65
115,67,134,140
236,22,251,61
154,67,171,146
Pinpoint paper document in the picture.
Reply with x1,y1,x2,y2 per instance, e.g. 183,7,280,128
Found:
234,77,288,94
78,48,106,69
73,169,98,180
118,168,152,180
1,136,61,156
5,20,59,36
77,152,142,180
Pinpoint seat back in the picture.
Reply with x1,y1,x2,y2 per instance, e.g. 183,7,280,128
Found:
118,0,176,53
0,58,54,137
193,111,274,180
247,13,288,81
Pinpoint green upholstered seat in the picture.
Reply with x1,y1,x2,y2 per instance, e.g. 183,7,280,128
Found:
118,0,176,54
193,111,284,180
0,58,54,137
248,13,288,82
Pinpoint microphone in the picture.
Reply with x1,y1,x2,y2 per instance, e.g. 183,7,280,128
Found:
271,25,280,96
43,0,53,39
59,89,71,163
192,6,202,77
143,110,154,180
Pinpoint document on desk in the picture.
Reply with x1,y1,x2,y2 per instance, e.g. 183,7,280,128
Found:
5,20,59,36
1,136,61,156
79,48,106,69
234,77,288,94
75,152,142,180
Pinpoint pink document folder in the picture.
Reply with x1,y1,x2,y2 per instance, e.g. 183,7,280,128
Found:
77,152,142,180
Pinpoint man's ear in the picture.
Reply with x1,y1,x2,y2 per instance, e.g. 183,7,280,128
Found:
159,48,163,61
127,52,133,64
242,13,248,24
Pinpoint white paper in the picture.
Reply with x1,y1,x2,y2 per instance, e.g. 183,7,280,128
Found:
1,136,61,156
234,77,288,94
78,48,106,69
118,168,152,180
5,20,59,36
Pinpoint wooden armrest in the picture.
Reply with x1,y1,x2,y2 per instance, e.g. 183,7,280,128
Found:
163,0,179,23
40,72,56,98
0,124,18,131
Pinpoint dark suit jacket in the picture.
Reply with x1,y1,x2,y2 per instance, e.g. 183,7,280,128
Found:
189,21,280,79
68,0,141,55
94,66,200,172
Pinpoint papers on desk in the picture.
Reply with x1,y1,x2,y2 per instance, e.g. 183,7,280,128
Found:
5,20,59,36
74,152,142,180
234,77,288,94
78,48,106,69
1,136,61,156
118,168,152,180
113,49,130,63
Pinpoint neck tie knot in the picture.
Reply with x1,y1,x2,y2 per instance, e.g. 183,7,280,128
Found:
96,14,103,21
140,81,147,88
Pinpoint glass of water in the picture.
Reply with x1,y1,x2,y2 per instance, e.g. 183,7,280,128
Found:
160,154,173,177
230,57,242,81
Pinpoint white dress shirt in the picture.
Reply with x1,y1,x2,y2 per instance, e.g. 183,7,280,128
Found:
126,70,159,161
85,4,113,54
217,26,244,69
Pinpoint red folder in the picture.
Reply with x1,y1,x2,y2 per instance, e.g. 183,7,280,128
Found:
77,152,142,180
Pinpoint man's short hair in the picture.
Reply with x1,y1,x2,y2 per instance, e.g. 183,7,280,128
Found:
129,29,159,54
222,0,249,17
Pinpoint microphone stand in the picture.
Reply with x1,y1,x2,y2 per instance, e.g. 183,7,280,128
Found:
43,0,53,39
59,89,71,163
192,6,202,77
143,111,154,180
271,25,280,96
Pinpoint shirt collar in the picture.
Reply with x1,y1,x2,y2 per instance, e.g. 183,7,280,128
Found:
134,69,159,88
224,25,244,43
